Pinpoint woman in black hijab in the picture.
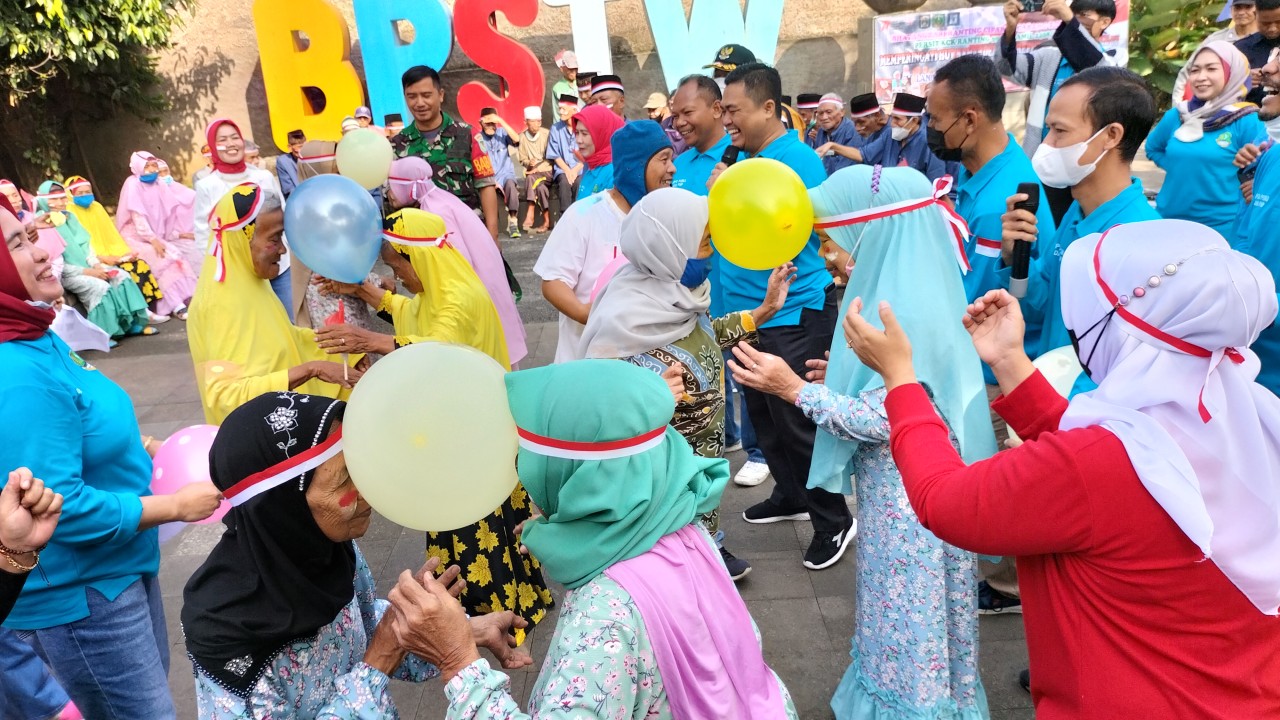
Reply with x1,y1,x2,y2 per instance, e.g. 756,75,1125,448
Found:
182,392,530,718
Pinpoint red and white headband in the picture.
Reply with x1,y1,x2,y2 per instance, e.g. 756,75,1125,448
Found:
383,229,451,249
517,424,667,461
222,428,344,507
592,81,624,94
849,104,882,119
208,183,264,283
65,179,91,193
814,174,970,275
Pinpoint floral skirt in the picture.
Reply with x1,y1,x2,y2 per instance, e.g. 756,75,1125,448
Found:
118,259,163,306
426,483,552,645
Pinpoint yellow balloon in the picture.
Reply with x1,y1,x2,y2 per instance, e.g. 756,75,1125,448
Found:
343,342,518,532
707,157,814,271
335,128,395,190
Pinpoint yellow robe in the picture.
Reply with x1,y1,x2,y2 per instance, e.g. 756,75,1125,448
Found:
187,189,357,425
382,210,511,370
66,198,132,259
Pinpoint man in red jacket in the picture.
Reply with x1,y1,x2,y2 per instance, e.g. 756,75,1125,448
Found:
843,219,1280,718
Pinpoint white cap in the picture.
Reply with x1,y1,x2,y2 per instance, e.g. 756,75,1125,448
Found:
818,93,845,109
555,50,579,69
523,106,541,121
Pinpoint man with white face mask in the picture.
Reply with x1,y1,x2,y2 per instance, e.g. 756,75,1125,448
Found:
1002,66,1160,374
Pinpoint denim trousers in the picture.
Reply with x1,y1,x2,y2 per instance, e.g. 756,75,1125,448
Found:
270,267,294,322
17,576,175,720
0,627,68,720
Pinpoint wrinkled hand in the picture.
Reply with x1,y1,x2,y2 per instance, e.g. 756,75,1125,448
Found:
1236,143,1262,169
842,298,915,389
0,468,62,554
660,362,687,402
313,275,362,297
962,289,1027,369
83,268,110,281
707,162,728,192
316,324,390,355
728,342,805,404
173,481,223,523
754,263,797,325
805,351,830,384
807,126,819,142
416,557,466,599
1000,193,1039,265
513,512,542,556
149,238,167,258
815,142,836,157
387,570,480,681
308,360,364,388
470,612,533,670
354,354,373,372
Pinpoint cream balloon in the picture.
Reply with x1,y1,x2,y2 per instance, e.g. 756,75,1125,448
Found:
343,342,519,531
1007,346,1083,445
335,128,395,190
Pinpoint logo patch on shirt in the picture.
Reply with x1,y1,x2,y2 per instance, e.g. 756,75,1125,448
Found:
1216,132,1233,148
69,350,95,371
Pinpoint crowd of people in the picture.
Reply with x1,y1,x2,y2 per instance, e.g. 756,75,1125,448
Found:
2,0,1280,716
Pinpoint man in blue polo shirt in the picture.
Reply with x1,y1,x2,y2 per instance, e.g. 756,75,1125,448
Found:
927,55,1056,367
713,62,855,572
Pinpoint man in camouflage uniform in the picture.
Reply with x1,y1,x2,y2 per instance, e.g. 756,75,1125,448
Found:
391,65,501,239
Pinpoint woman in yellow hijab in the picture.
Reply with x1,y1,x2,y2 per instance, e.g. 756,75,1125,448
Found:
316,208,551,640
187,183,361,425
63,175,166,320
314,208,509,366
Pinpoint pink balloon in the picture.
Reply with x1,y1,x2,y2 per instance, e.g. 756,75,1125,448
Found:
151,424,229,524
590,256,629,303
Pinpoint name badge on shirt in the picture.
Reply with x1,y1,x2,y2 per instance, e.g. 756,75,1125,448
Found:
70,350,96,371
1217,131,1233,149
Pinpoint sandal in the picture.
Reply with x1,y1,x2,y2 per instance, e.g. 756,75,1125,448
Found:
173,308,188,321
130,325,160,336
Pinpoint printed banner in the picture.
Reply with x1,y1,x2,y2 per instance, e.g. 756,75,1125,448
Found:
870,2,1130,102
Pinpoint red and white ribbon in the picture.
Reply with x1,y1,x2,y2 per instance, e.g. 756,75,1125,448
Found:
517,425,667,461
591,80,625,94
207,183,263,283
65,179,91,193
387,175,433,203
813,175,970,274
1091,227,1243,423
299,153,336,164
382,229,451,249
222,429,345,507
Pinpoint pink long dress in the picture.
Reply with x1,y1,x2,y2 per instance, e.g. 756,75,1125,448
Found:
115,152,200,313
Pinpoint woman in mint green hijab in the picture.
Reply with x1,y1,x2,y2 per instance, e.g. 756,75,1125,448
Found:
418,359,799,719
730,165,994,720
36,181,150,338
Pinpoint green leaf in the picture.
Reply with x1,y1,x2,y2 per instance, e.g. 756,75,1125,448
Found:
1129,55,1154,75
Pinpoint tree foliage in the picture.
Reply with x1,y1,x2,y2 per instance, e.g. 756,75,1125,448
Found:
0,0,191,184
1128,0,1228,106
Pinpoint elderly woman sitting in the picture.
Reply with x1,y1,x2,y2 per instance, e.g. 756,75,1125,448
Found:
384,360,800,719
181,392,529,718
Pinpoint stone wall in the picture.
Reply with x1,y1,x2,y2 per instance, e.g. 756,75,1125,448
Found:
79,0,978,200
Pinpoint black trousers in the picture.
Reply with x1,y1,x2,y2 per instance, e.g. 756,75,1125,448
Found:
554,173,579,219
743,285,853,534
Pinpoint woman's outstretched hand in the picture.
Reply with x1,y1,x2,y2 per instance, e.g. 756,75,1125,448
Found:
962,289,1027,370
728,342,806,404
387,570,480,682
843,298,916,390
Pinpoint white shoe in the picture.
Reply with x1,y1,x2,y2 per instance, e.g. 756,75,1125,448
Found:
147,311,171,324
734,461,771,487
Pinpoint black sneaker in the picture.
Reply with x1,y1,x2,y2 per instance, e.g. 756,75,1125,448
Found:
742,499,810,524
720,546,752,581
1018,669,1031,693
977,580,1023,615
802,518,856,570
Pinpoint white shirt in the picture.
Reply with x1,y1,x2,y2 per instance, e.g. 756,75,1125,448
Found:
533,191,626,362
192,166,290,278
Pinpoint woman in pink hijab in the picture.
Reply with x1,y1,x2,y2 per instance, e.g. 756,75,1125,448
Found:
116,151,198,319
388,157,528,365
155,159,203,272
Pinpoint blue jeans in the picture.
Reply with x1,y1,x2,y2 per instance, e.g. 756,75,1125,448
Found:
0,627,69,720
18,576,175,720
723,352,765,464
271,266,294,321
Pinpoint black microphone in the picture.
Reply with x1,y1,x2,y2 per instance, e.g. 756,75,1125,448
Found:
1009,182,1039,299
721,145,741,167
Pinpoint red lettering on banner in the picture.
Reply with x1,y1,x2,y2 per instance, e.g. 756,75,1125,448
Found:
453,0,546,129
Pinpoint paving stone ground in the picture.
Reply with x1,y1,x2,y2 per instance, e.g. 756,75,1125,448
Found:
87,205,1076,718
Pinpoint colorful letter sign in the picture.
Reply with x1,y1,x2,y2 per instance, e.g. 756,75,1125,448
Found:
352,0,454,128
644,0,785,91
453,0,547,128
252,0,365,149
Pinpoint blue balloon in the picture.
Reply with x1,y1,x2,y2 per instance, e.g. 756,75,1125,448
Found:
284,174,382,284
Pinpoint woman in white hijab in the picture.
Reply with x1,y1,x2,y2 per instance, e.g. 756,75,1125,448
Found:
580,187,794,579
840,218,1280,719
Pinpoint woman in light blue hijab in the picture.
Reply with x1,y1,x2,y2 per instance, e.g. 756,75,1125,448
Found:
730,164,994,720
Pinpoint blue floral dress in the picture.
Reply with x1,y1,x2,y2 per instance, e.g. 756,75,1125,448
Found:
796,384,988,720
443,572,800,719
191,547,439,719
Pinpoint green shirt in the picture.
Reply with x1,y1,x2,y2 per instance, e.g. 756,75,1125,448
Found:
391,112,496,210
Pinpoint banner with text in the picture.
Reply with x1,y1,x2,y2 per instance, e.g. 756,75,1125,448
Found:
870,2,1130,102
